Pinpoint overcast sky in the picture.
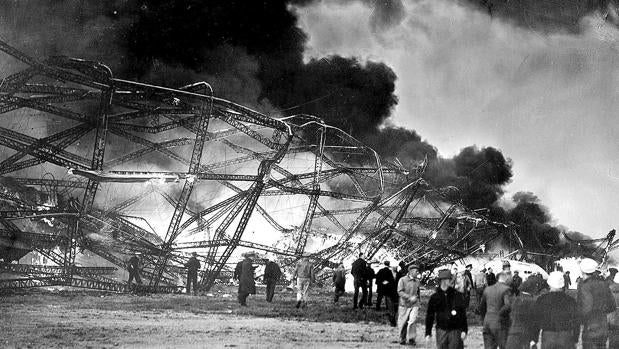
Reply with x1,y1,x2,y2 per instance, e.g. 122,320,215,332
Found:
296,0,619,238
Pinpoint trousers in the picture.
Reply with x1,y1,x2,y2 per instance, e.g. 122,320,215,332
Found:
397,306,418,342
296,278,310,302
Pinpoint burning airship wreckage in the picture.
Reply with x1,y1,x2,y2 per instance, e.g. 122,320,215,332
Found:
0,41,513,293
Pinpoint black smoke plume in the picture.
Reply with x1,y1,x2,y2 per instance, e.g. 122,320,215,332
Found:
0,0,597,255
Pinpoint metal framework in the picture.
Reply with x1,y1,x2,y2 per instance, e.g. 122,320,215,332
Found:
0,40,511,293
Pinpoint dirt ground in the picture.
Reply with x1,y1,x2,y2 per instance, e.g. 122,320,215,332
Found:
2,285,485,348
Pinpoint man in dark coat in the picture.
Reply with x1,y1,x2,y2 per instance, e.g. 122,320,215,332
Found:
577,258,616,349
486,267,497,286
425,269,468,349
532,271,580,349
563,271,572,291
375,261,397,326
365,263,375,306
351,253,367,309
127,252,142,286
505,277,538,349
238,253,256,306
264,258,281,302
233,259,243,281
511,271,522,296
184,252,200,295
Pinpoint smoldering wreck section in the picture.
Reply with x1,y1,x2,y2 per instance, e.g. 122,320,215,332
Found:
0,39,515,292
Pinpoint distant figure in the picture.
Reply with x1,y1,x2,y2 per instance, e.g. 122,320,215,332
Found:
127,252,142,286
577,258,616,349
375,261,397,326
486,267,497,286
292,256,314,309
233,259,243,281
397,263,421,346
365,263,375,306
453,269,472,309
463,264,474,306
502,260,511,273
425,269,468,349
609,273,619,348
479,272,512,349
474,268,488,305
264,258,282,302
351,253,367,309
532,271,580,349
396,261,408,285
238,252,256,306
563,271,572,291
184,252,200,295
511,271,522,296
332,262,346,303
607,267,618,285
505,277,538,349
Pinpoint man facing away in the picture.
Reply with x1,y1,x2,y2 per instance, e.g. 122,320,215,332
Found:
127,252,142,287
292,256,314,309
365,262,376,307
577,258,616,349
332,262,346,303
264,258,281,302
511,271,522,296
425,269,468,349
563,270,572,291
486,267,497,286
351,253,367,309
238,252,256,306
474,268,488,305
397,264,421,345
184,252,200,295
531,271,580,349
375,261,397,326
479,271,512,349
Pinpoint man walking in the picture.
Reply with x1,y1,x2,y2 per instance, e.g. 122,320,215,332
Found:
479,272,512,349
425,269,468,349
127,252,142,287
184,252,200,295
264,258,281,302
397,264,421,345
531,271,580,349
292,256,314,309
351,253,367,309
577,258,616,349
238,252,256,306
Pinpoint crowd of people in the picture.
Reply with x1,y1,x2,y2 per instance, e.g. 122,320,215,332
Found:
127,251,619,348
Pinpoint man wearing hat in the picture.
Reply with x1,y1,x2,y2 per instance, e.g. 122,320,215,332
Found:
238,252,256,306
127,252,142,286
397,263,421,345
577,258,616,349
184,252,201,295
425,269,468,349
532,271,580,348
479,272,512,349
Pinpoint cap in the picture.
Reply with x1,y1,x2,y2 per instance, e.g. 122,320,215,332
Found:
408,263,419,270
547,271,565,289
580,258,598,274
437,269,452,280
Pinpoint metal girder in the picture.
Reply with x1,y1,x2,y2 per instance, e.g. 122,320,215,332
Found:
0,264,116,276
151,83,213,287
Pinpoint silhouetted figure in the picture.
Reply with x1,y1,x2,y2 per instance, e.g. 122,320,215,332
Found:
185,252,200,295
511,271,522,296
486,267,496,286
238,253,256,306
577,258,616,349
532,272,580,349
375,261,397,326
351,253,367,309
127,252,142,286
563,271,572,291
332,263,346,303
505,277,538,349
264,259,281,302
233,259,243,281
365,263,375,306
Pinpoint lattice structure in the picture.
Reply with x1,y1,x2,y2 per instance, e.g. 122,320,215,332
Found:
0,40,510,293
